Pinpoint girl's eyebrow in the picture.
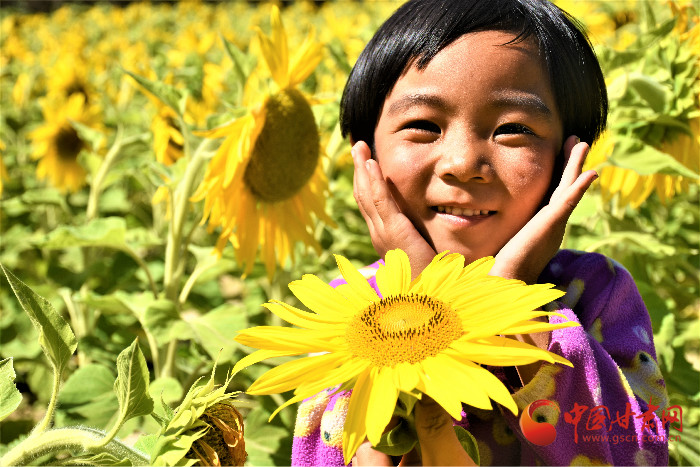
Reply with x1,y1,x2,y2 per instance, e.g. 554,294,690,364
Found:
490,91,553,118
386,94,450,116
385,91,554,119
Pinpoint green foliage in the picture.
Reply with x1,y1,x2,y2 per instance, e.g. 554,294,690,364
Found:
1,264,78,377
0,359,22,422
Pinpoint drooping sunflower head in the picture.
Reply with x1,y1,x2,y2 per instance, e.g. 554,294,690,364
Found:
149,368,246,467
192,4,332,278
186,402,246,467
243,88,319,202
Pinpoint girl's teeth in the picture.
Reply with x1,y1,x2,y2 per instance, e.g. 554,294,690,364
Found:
439,206,490,216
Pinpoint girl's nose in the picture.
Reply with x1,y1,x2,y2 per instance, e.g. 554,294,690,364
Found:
434,139,493,183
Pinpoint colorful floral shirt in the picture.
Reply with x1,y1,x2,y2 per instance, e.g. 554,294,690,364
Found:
291,250,670,466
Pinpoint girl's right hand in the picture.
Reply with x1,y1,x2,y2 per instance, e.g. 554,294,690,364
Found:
352,141,437,280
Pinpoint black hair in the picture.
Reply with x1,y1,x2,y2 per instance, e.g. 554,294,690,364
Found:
339,0,608,149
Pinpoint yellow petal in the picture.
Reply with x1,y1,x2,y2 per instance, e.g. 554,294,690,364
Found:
418,357,464,419
426,353,492,412
413,252,463,297
343,369,372,464
231,349,295,376
334,254,380,302
248,352,345,395
392,362,420,394
263,300,347,328
365,367,399,445
449,337,571,367
294,357,369,397
334,283,374,309
499,319,580,339
235,326,342,353
455,359,518,415
375,249,411,297
288,31,323,87
288,274,358,319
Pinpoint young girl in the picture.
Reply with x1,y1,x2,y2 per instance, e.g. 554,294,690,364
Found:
292,0,670,464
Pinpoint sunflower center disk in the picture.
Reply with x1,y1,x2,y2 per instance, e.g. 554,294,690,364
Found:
243,88,320,203
55,126,84,161
346,294,463,367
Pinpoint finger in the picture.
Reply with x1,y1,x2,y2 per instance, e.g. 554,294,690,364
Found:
354,440,394,466
556,169,598,215
352,141,377,222
554,136,589,196
366,158,404,222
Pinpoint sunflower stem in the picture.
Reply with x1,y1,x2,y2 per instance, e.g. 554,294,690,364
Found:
163,138,212,303
0,427,150,467
31,368,61,436
60,289,89,367
86,126,123,221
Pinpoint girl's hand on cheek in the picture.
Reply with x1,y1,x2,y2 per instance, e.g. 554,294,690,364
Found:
352,141,437,280
491,135,598,284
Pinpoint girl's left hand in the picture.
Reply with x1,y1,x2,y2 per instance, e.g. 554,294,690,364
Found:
490,135,597,284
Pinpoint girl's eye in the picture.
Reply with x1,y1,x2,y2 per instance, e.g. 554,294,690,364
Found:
494,123,535,136
402,120,441,134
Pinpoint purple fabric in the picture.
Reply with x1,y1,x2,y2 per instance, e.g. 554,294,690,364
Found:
291,250,670,466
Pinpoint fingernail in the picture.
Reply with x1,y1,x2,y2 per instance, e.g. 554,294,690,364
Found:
365,160,372,170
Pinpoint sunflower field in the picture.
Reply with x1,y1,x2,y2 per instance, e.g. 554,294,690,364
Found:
0,0,698,465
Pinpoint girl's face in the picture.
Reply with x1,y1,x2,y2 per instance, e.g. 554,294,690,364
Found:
373,30,563,263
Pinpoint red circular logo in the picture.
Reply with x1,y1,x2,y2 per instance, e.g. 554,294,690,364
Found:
520,399,559,446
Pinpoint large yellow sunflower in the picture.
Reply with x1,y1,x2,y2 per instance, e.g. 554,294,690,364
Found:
232,249,578,463
191,5,333,277
29,94,101,193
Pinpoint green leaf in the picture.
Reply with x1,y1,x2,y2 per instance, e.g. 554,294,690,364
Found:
627,72,670,113
133,433,159,459
125,70,186,116
374,418,417,456
148,377,183,422
1,264,77,374
243,406,293,466
220,34,254,92
607,136,699,178
113,339,154,427
58,364,118,430
0,358,22,422
143,300,184,346
581,231,676,256
183,304,247,362
70,119,105,152
454,426,480,465
36,217,127,250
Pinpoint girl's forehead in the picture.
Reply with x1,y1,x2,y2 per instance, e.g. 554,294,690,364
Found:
396,31,554,98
